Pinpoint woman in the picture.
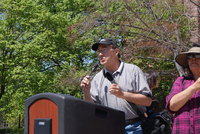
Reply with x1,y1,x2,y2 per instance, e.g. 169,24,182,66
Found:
166,43,200,134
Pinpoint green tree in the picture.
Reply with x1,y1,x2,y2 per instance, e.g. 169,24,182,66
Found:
0,0,94,127
63,0,197,107
0,0,198,129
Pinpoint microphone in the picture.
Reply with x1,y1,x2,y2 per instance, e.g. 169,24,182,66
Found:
105,72,117,84
105,72,118,105
80,63,99,82
89,63,99,76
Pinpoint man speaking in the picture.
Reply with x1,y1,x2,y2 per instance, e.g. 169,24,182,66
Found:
80,38,152,134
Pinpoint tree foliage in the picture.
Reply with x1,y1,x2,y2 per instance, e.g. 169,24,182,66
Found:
0,0,94,127
64,0,198,107
0,0,199,128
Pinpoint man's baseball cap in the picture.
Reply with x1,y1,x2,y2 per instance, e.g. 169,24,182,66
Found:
92,38,117,51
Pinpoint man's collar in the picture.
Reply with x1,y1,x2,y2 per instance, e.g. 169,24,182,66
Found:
104,61,124,75
114,61,123,74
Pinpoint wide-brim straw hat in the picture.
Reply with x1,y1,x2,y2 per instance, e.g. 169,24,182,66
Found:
175,45,200,67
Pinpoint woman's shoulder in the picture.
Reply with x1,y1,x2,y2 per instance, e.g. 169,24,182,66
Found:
176,76,185,80
174,75,194,83
182,75,194,80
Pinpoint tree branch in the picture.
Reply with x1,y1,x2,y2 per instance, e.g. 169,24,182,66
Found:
142,0,158,21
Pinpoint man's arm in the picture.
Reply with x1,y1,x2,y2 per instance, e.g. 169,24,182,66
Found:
109,84,152,106
82,89,93,102
121,91,152,106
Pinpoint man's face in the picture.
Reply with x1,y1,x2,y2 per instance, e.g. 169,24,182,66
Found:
96,44,118,66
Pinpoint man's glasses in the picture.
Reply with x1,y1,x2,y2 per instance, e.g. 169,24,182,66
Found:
96,47,111,55
187,53,200,59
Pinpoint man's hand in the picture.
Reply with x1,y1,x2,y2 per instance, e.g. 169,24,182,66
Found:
80,75,91,92
109,84,124,97
80,75,93,102
109,84,152,106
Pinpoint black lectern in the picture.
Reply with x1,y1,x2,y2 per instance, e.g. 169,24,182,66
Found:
24,93,125,134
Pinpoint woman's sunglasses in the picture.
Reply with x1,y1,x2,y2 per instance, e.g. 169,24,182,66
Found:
187,53,200,59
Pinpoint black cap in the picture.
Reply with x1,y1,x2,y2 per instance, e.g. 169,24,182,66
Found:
92,38,117,51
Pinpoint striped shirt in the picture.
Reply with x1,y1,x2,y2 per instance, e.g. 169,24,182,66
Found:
166,76,200,134
90,62,152,120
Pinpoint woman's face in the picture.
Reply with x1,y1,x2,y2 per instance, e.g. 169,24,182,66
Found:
188,53,200,72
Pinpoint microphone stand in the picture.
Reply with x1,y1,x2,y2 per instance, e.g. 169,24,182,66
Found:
104,72,118,105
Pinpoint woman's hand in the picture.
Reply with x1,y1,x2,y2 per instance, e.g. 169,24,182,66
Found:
192,77,200,91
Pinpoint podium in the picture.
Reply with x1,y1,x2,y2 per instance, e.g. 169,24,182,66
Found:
24,93,125,134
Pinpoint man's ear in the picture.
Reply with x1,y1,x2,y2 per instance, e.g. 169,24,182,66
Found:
115,48,119,56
